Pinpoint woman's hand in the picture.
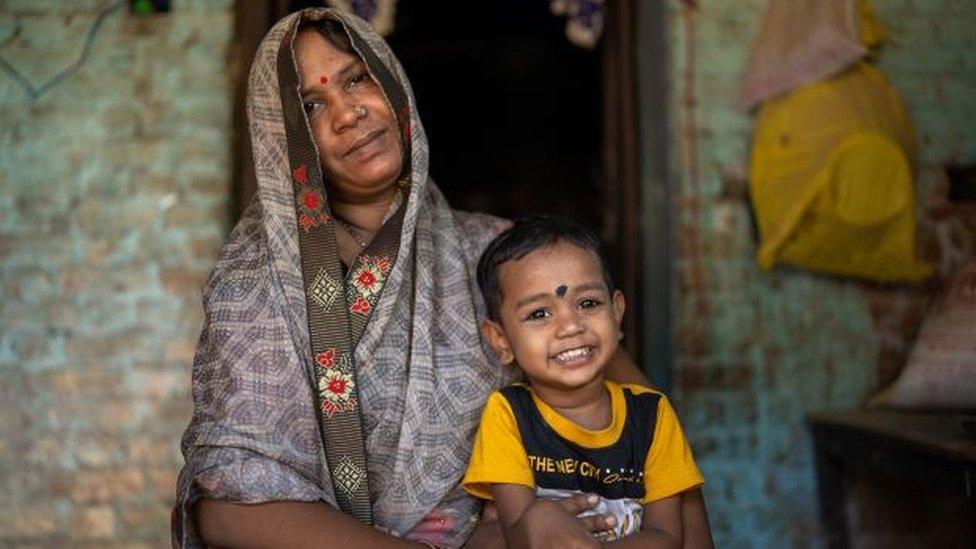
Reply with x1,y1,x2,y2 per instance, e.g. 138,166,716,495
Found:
488,485,617,549
466,496,614,549
508,497,611,549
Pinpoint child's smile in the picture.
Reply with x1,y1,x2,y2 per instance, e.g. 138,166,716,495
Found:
549,345,596,368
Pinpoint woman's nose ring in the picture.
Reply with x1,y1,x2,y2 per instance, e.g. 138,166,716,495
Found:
354,105,368,119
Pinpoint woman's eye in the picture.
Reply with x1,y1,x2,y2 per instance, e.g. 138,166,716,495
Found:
347,71,370,89
302,101,323,114
524,308,550,321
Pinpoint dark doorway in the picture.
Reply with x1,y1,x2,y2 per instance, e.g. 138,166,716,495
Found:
385,1,601,227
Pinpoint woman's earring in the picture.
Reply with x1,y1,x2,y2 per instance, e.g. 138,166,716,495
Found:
354,105,368,119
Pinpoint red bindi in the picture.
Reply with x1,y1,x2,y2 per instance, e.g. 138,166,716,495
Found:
319,76,328,84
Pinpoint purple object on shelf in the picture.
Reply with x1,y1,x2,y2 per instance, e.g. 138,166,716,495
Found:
548,0,606,49
350,0,378,21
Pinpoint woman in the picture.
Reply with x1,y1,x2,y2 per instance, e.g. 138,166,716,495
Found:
175,8,710,548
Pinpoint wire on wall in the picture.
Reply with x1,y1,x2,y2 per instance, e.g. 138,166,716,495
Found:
0,0,125,101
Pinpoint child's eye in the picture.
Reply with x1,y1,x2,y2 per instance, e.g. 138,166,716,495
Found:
579,298,602,309
523,308,550,321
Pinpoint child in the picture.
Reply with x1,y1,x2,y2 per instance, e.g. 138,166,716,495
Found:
463,216,703,547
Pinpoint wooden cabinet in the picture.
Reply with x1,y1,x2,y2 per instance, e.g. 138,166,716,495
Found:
809,410,976,548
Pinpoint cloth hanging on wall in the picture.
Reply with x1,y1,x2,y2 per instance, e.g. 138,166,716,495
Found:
749,63,933,282
872,258,976,410
549,0,606,49
326,0,397,36
739,0,886,111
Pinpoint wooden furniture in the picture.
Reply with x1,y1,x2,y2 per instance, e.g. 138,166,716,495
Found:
809,410,976,548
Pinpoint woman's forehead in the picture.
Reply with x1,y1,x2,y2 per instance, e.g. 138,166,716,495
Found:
295,30,360,69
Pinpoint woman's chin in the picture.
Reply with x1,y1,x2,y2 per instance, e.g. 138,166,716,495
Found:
334,182,399,204
328,161,403,202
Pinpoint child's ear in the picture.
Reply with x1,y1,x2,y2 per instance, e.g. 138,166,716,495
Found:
481,318,515,365
612,289,626,328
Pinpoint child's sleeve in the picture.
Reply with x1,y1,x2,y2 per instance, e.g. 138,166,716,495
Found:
642,396,705,504
461,391,536,500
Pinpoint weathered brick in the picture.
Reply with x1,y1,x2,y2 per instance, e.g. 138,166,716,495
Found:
129,435,182,468
70,505,116,540
0,505,60,539
118,502,173,540
145,467,178,497
69,469,144,504
1,3,230,542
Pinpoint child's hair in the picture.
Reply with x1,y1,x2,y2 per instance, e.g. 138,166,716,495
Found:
477,216,616,321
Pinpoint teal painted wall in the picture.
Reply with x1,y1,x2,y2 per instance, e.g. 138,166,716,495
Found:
0,1,233,544
664,1,976,547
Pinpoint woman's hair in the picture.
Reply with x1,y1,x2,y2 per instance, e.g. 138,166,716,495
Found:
302,18,355,54
476,216,616,321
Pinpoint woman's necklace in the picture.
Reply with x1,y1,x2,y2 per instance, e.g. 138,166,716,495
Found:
333,215,372,249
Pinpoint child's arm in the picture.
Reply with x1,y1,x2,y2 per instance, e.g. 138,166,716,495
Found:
491,484,612,549
604,494,683,548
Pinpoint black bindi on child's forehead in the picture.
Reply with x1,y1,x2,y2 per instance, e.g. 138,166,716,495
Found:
555,284,568,298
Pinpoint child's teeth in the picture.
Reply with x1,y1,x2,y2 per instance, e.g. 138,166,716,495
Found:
556,347,588,361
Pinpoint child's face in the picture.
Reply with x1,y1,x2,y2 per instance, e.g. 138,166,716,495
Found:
482,240,625,394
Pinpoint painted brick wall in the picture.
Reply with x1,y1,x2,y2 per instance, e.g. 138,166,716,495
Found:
0,1,233,545
665,1,976,547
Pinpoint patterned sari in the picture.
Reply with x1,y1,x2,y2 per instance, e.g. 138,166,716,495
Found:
174,8,515,548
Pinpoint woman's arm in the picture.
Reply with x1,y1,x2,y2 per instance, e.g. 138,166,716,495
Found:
605,349,715,549
679,488,714,549
195,499,426,549
605,347,652,387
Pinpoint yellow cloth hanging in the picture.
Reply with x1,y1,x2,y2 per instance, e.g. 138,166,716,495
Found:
858,0,887,50
749,62,932,281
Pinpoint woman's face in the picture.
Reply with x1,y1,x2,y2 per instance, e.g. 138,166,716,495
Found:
294,29,404,204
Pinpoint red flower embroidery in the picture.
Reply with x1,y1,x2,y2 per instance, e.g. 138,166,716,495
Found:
316,349,336,369
304,190,321,210
356,269,377,291
349,256,389,298
319,369,356,417
373,256,391,273
298,212,330,232
293,164,309,185
327,377,347,395
350,296,371,315
322,396,357,417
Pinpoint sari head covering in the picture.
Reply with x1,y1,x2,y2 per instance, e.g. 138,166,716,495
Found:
174,8,514,547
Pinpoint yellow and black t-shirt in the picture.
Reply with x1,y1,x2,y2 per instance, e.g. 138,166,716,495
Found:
462,381,703,540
